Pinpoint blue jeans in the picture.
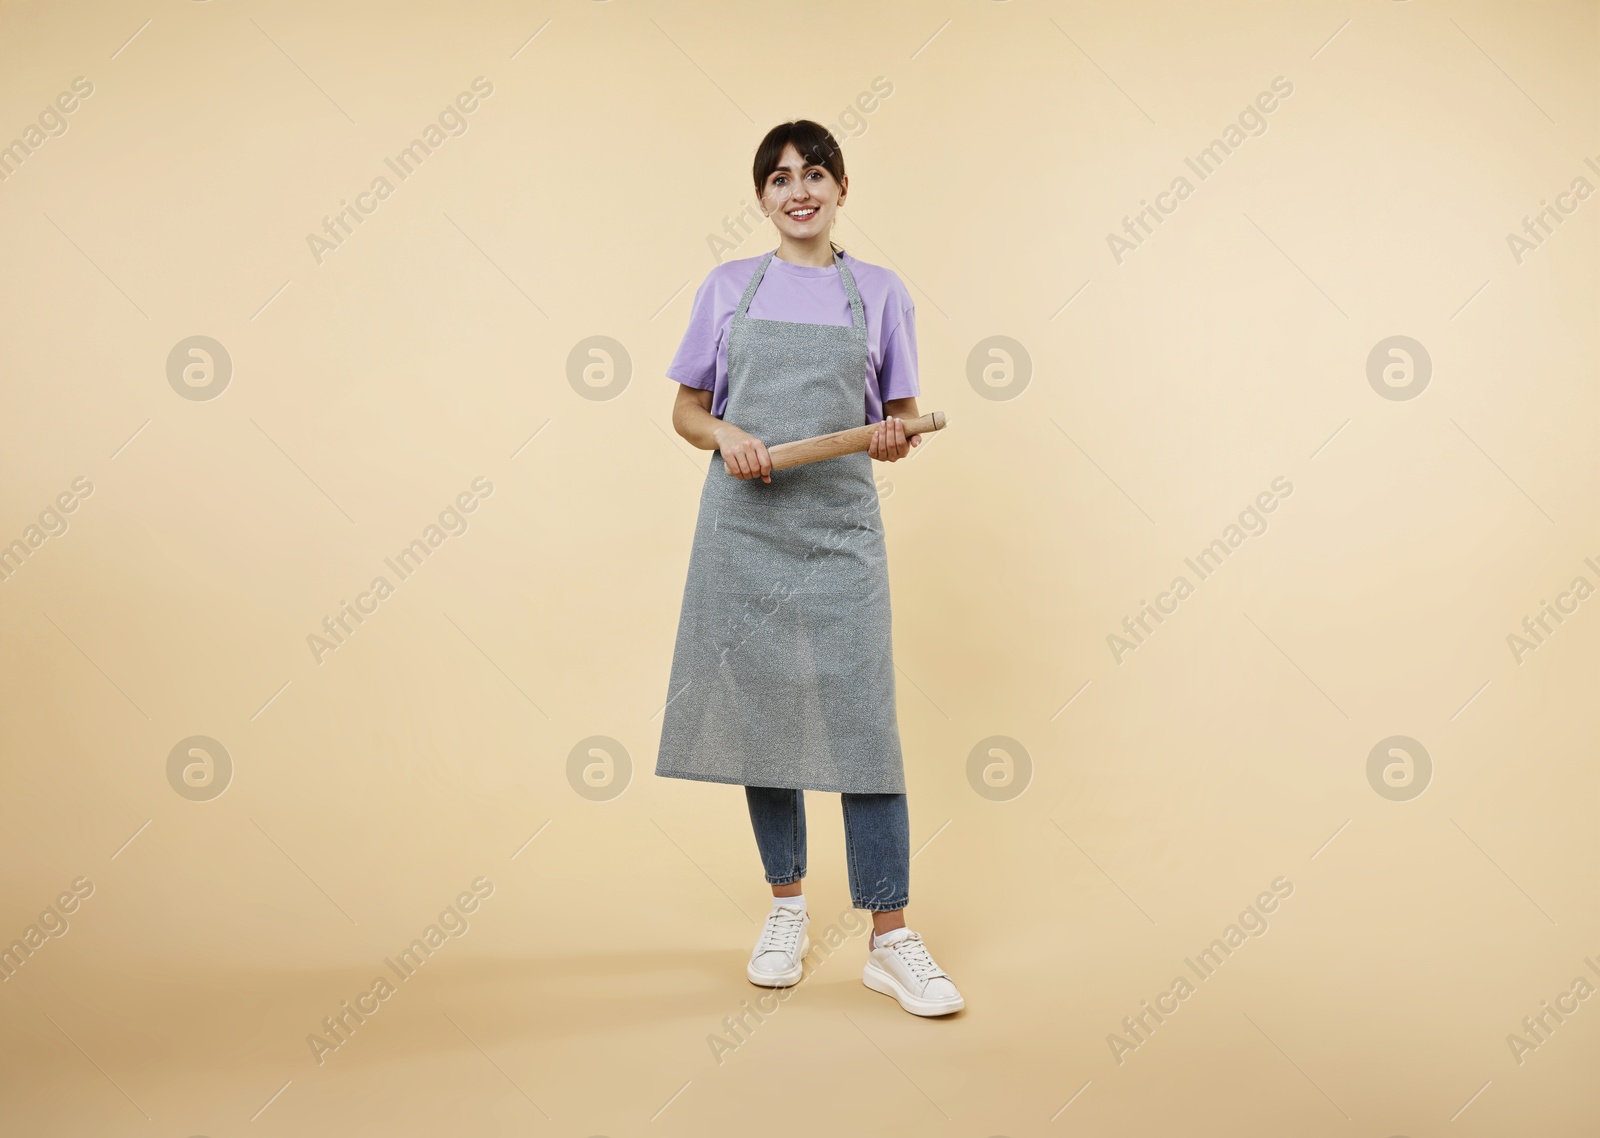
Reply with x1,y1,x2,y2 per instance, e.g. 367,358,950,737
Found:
744,786,909,911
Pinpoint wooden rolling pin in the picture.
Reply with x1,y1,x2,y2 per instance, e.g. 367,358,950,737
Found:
762,411,948,472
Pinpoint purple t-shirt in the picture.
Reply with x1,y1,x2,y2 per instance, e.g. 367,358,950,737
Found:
666,250,919,424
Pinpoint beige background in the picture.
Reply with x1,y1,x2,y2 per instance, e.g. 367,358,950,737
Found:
1,0,1597,1134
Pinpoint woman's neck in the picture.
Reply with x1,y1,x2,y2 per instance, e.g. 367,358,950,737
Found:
773,235,840,267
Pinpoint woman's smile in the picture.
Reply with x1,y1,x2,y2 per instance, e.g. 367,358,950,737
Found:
759,142,846,248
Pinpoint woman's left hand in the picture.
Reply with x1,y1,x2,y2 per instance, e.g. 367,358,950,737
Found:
867,416,921,462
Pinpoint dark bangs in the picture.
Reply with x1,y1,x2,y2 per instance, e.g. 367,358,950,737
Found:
751,120,846,197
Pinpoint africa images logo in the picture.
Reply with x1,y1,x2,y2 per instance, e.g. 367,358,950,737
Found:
304,78,495,266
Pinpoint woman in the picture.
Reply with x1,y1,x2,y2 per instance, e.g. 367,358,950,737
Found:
655,120,963,1017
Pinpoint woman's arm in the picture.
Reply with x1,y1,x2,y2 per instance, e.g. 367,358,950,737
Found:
670,383,721,450
869,396,922,462
671,383,773,483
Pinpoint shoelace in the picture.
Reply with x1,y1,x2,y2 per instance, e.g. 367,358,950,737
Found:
754,906,805,955
883,932,948,981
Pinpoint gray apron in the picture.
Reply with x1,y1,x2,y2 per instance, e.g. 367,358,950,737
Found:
655,249,906,794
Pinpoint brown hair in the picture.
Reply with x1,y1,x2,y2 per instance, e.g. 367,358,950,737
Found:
752,120,846,254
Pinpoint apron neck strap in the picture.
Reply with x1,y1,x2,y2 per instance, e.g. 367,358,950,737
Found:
734,249,867,332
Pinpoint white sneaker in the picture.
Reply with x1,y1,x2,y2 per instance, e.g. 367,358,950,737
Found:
863,928,964,1016
747,903,810,987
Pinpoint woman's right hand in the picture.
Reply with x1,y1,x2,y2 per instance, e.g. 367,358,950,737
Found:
714,423,772,483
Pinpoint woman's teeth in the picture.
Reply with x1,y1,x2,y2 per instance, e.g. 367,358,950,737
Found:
788,207,817,220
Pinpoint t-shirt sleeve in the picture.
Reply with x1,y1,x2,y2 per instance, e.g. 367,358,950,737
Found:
877,292,920,401
665,273,721,391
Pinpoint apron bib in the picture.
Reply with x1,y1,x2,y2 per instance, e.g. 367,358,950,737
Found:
655,249,906,794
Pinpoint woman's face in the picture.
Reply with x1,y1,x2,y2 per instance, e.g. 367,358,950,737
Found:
759,142,846,241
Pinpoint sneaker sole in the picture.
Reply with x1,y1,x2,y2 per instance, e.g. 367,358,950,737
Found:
862,958,965,1016
747,933,809,987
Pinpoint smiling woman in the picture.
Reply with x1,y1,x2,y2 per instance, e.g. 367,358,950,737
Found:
655,119,966,1019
